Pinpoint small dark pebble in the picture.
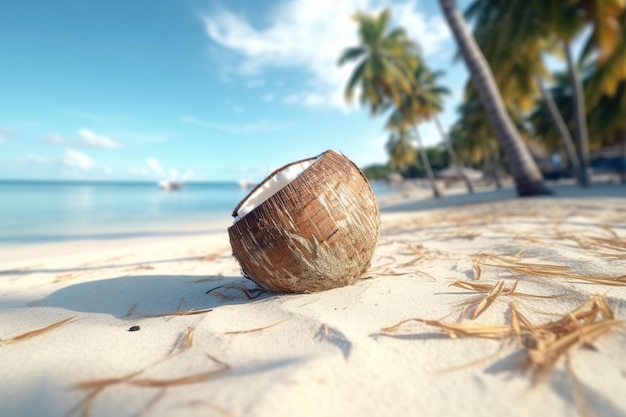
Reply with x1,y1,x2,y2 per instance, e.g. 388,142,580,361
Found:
128,325,141,332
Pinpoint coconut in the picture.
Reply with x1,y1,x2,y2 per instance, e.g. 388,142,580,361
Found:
228,150,381,293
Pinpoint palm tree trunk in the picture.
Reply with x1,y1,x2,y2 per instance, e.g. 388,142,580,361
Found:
564,41,591,187
490,146,502,189
413,127,442,198
617,129,626,184
434,116,474,194
536,76,583,184
438,0,551,196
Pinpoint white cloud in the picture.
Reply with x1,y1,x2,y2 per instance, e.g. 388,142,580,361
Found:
103,165,113,175
0,127,15,143
78,129,121,149
42,130,123,148
146,157,165,177
182,115,294,134
63,149,94,171
25,154,50,164
44,134,65,144
138,158,196,181
201,0,450,110
263,93,275,102
394,2,449,56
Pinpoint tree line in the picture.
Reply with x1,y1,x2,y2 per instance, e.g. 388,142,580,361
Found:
340,0,625,197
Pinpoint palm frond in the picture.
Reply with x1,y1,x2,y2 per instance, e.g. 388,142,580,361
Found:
337,46,366,66
344,60,366,103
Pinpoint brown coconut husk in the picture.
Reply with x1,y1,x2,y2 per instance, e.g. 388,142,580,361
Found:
228,150,381,293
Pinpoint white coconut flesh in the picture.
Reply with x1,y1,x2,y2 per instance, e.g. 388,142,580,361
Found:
234,157,319,223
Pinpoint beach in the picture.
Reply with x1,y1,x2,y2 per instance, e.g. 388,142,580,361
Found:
1,182,625,417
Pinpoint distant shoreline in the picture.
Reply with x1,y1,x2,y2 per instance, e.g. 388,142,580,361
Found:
2,179,623,249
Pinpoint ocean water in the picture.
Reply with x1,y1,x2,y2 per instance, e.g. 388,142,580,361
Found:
0,180,394,245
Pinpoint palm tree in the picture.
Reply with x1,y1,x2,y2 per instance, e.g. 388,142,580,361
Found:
386,62,474,195
385,62,445,198
584,8,626,108
531,66,626,173
578,0,626,99
339,9,442,197
413,128,441,197
386,130,417,173
465,0,585,185
338,8,419,115
438,0,551,196
536,76,583,183
451,90,532,188
466,0,626,187
532,0,624,186
587,80,626,182
529,71,589,180
413,65,474,193
387,123,442,198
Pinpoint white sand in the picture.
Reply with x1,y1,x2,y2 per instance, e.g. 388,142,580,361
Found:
1,182,625,417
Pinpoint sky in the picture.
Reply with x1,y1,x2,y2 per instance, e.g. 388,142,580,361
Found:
0,0,472,183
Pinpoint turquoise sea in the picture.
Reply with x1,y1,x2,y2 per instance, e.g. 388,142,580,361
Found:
0,180,394,245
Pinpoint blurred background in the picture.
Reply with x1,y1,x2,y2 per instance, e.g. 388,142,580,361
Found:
0,0,624,244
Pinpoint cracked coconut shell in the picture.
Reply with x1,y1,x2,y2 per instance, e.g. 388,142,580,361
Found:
228,150,380,293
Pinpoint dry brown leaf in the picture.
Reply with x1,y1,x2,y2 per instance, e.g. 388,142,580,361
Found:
451,280,557,320
471,257,482,280
190,275,224,283
1,316,75,345
471,281,505,319
201,251,225,262
74,370,144,390
381,293,623,417
126,303,138,318
131,265,155,271
132,353,229,387
229,284,263,300
399,257,422,268
205,283,263,299
144,308,213,318
67,386,102,417
380,318,512,340
54,273,77,283
474,254,626,286
403,243,425,257
71,353,229,416
224,320,286,335
435,232,481,241
381,294,624,391
131,368,227,387
185,327,194,349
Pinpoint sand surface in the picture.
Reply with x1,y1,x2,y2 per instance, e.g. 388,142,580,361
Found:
1,182,625,417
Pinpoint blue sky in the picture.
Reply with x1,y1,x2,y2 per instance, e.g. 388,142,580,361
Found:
0,0,471,182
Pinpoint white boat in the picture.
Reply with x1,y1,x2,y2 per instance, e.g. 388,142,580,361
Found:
158,180,183,190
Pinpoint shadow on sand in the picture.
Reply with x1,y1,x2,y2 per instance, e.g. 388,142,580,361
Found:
39,274,267,319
